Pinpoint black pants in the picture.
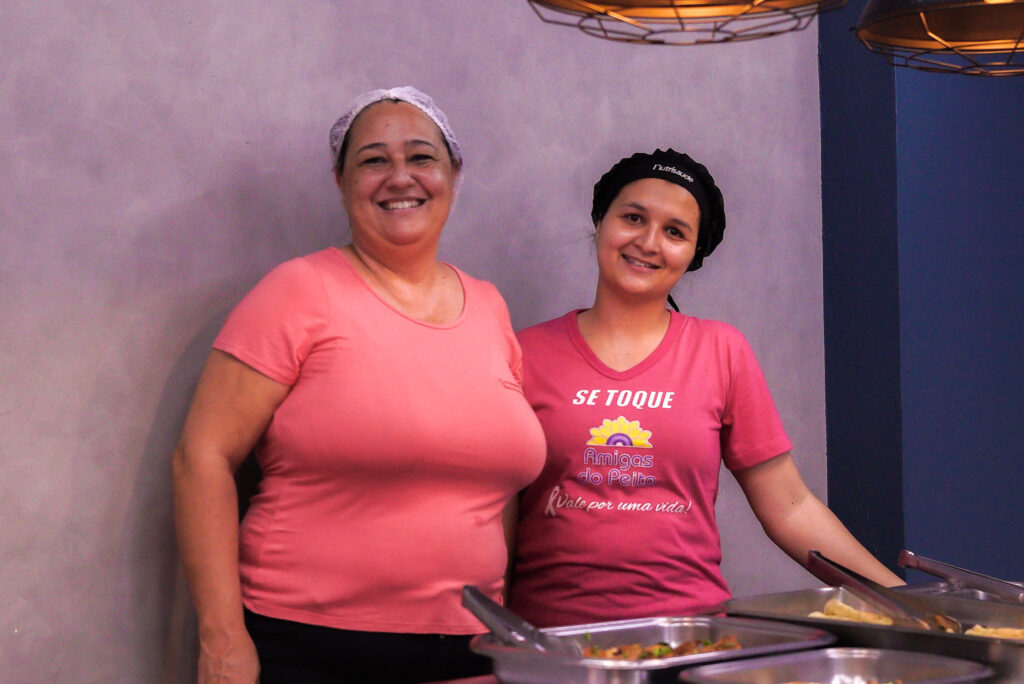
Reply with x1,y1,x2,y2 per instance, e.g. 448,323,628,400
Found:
245,609,492,683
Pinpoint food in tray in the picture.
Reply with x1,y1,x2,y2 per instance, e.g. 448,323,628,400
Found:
964,624,1024,639
807,598,894,625
582,634,740,659
806,598,1024,640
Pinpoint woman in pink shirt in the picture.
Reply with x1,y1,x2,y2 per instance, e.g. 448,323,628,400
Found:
172,87,546,683
509,148,902,627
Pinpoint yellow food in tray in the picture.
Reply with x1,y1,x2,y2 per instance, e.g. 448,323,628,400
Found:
964,624,1024,640
806,598,1024,640
807,597,894,625
582,634,740,660
781,681,902,684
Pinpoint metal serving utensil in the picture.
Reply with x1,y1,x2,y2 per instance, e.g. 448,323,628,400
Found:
899,549,1024,604
806,550,964,634
461,585,583,656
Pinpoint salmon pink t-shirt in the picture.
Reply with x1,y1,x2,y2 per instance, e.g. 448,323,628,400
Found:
214,248,546,634
509,311,791,627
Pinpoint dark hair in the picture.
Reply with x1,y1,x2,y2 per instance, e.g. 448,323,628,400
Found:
591,148,725,272
333,99,459,175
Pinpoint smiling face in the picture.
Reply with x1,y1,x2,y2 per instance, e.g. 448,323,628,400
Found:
594,177,701,302
337,101,458,255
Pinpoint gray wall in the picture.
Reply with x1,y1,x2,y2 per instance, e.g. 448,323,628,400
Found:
1,2,826,681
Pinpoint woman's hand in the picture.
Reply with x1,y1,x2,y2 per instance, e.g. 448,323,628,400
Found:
197,625,259,684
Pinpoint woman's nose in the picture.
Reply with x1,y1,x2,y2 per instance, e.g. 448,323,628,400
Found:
635,225,660,252
385,159,414,187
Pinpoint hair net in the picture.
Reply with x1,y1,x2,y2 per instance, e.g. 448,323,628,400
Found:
591,148,725,272
329,86,463,171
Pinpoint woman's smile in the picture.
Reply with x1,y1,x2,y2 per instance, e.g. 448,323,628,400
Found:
379,198,425,210
621,253,660,270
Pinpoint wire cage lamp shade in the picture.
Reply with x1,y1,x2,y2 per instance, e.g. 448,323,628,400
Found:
856,0,1024,75
527,0,848,45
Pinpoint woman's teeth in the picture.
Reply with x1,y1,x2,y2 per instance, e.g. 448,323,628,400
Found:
623,255,657,269
381,199,423,210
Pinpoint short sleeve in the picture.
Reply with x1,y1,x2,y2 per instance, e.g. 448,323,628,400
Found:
719,330,793,471
213,257,328,385
472,275,525,388
497,299,525,387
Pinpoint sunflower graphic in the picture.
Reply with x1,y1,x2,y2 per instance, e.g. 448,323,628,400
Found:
587,416,652,448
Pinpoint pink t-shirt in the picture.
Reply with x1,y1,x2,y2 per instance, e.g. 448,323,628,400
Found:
509,311,791,627
213,248,546,634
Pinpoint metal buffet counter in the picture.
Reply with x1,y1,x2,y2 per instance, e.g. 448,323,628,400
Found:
455,583,1023,683
720,585,1024,682
470,615,836,683
458,554,1024,683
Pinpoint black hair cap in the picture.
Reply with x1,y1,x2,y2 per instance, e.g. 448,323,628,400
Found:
591,149,725,271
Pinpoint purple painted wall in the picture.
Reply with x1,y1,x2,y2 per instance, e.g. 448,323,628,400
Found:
1,2,826,681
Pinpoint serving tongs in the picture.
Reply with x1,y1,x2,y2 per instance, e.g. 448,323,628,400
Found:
461,585,583,656
806,550,963,634
899,549,1024,604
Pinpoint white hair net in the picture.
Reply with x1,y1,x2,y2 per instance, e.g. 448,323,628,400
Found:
329,86,463,171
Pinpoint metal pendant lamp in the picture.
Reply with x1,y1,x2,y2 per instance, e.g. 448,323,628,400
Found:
527,0,848,45
856,0,1024,75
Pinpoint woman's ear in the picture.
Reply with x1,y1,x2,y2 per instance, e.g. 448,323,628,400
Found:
334,169,344,191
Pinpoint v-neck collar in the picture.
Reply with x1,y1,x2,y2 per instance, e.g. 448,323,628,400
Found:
563,309,686,380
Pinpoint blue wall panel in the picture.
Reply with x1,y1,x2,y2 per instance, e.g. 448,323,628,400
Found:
819,2,905,571
896,71,1024,580
822,4,1024,581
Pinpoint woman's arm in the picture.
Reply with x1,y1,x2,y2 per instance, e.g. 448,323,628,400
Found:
501,495,519,603
733,452,904,587
172,350,291,684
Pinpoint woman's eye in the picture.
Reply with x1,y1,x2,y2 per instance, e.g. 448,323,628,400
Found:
410,153,437,164
359,155,387,167
624,213,643,224
667,225,692,240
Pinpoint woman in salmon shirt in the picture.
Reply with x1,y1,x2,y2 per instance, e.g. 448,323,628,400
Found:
509,148,902,628
172,87,546,683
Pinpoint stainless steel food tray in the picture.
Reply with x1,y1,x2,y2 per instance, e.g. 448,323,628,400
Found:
679,646,993,683
901,581,1024,603
470,615,835,684
721,586,1024,682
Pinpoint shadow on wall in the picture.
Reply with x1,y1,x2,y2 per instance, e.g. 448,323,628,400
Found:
117,314,264,683
107,163,340,683
117,312,223,683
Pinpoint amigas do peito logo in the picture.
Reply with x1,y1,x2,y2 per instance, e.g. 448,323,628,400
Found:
577,416,655,487
542,414,693,517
